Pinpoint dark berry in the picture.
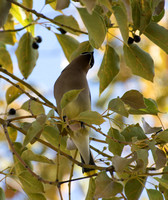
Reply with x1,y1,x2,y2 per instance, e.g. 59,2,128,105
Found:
127,37,134,45
8,108,16,115
36,36,42,43
32,42,39,49
134,35,141,43
57,28,67,34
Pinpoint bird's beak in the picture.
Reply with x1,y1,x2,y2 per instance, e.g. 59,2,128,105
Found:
89,51,94,68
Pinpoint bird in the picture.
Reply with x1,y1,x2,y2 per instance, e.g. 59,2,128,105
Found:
54,52,95,173
0,0,11,28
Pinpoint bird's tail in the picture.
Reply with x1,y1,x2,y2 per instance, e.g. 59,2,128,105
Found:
80,151,96,175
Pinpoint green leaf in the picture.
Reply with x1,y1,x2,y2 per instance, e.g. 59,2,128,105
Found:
85,178,96,200
22,150,54,164
28,193,46,200
19,171,44,193
155,177,168,190
21,100,45,115
159,166,168,199
125,178,146,200
70,41,93,61
42,125,67,152
15,32,39,79
144,22,168,54
54,15,81,35
23,120,43,147
61,89,83,110
56,0,70,10
56,34,79,61
112,2,129,42
0,14,17,45
45,0,55,4
142,117,162,134
81,0,97,14
10,3,29,27
121,90,146,109
13,142,30,175
121,124,147,142
130,0,152,33
75,110,105,125
0,47,13,73
0,188,5,200
102,198,122,200
135,149,148,172
23,0,33,9
155,130,168,144
147,189,163,200
98,45,120,94
152,9,164,22
6,83,24,105
108,98,129,117
47,109,55,119
129,98,160,115
152,0,165,22
94,172,123,199
106,128,125,156
112,155,134,172
0,0,11,28
99,0,113,12
148,141,166,170
78,8,106,49
8,126,17,142
123,44,154,82
155,148,166,170
22,0,34,34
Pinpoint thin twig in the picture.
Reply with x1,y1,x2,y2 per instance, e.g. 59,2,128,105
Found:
7,115,36,122
121,192,127,200
86,123,131,145
57,185,64,200
56,134,62,182
0,23,33,33
90,137,107,144
90,145,112,159
157,114,165,130
59,173,98,185
68,150,78,200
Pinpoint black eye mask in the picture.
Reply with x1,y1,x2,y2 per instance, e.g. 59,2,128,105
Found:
81,51,94,68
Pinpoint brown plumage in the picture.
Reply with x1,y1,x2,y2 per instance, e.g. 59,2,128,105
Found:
54,52,95,173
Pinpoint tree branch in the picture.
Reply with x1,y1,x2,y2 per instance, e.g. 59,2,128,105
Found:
8,0,87,35
0,67,57,112
0,117,110,172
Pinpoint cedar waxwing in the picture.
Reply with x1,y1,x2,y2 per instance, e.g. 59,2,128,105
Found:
54,52,95,173
0,0,11,28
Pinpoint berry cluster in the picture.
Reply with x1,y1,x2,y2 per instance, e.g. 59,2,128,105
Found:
32,36,42,49
127,35,141,45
